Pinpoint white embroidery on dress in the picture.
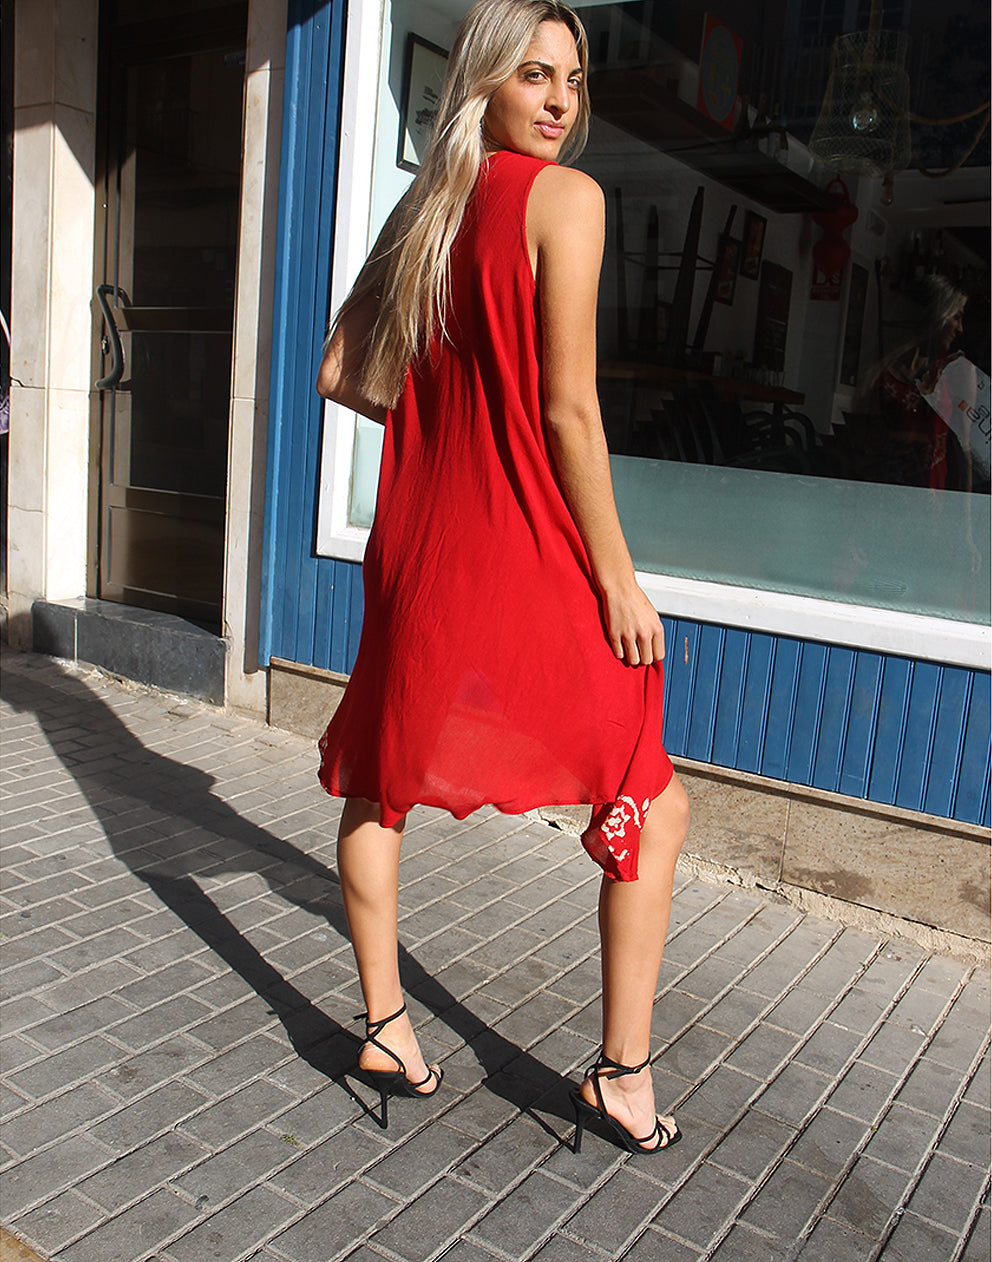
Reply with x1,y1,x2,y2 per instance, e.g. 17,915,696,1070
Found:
599,795,650,861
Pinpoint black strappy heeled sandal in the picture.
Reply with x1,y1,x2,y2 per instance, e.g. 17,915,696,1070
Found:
358,1004,443,1129
569,1051,681,1154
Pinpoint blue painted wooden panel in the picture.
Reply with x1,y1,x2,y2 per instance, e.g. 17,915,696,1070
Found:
738,632,775,774
762,638,801,782
259,0,352,672
838,652,883,799
652,616,988,825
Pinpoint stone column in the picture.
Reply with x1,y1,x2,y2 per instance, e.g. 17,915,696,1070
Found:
7,0,99,646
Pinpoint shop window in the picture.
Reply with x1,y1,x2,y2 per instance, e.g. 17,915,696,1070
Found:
318,0,990,640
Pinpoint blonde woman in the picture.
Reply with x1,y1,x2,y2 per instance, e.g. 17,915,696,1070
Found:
316,0,689,1153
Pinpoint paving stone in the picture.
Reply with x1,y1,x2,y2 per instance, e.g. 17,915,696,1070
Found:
269,1126,388,1203
882,1210,961,1261
961,1205,991,1262
168,1184,300,1261
964,1055,991,1109
863,1103,944,1173
926,1016,991,1073
700,989,772,1040
827,1061,900,1123
562,1166,666,1256
787,1107,870,1178
651,990,708,1041
754,1064,834,1128
794,1021,865,1076
370,1175,490,1261
455,1114,558,1194
707,1109,797,1183
906,1150,988,1236
621,1228,704,1261
678,1066,760,1130
364,1122,478,1197
859,1021,928,1075
111,994,215,1050
708,1223,793,1260
0,1082,119,1156
651,1162,751,1250
655,1025,733,1082
7,1035,121,1101
25,996,135,1051
10,1189,108,1254
469,1169,581,1259
938,1101,991,1168
58,1188,201,1262
725,1023,801,1079
827,1155,913,1237
79,1131,208,1212
895,1055,972,1119
796,1216,877,1261
89,1081,210,1154
739,1158,832,1240
0,1135,111,1217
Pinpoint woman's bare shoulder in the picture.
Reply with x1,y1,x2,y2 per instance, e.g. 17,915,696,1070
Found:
528,164,604,252
530,163,603,214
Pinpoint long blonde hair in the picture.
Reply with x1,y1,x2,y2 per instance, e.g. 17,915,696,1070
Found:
332,0,591,409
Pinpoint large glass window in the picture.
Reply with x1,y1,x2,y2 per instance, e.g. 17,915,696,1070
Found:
322,0,990,635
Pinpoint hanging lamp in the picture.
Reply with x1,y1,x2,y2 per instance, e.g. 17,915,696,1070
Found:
809,0,911,200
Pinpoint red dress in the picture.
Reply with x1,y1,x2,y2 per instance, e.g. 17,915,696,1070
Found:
318,149,673,880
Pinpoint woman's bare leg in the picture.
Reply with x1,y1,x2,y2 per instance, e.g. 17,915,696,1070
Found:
336,797,434,1086
582,774,690,1144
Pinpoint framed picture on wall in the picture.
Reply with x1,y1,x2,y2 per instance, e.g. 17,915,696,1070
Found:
740,211,766,280
753,261,792,372
714,235,741,305
397,35,448,173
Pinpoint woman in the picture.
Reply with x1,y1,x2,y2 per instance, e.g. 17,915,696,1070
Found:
316,0,689,1153
863,274,968,489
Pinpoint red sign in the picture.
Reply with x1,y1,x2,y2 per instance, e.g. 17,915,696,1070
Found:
698,15,742,131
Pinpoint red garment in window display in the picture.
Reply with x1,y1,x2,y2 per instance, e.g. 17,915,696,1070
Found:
877,364,949,489
317,150,673,881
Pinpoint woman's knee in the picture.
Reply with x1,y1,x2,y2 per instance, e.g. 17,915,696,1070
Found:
649,774,690,850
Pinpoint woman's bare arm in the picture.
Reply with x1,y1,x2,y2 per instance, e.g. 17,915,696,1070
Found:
528,163,664,667
315,289,387,424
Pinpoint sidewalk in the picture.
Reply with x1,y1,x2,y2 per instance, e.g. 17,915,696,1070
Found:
1,648,989,1262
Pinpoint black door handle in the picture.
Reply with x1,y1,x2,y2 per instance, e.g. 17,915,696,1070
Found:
95,283,131,390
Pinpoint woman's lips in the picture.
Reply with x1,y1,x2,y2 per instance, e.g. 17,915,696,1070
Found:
536,122,565,139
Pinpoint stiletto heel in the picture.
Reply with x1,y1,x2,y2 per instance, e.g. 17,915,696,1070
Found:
571,1096,587,1154
569,1051,681,1155
358,1005,443,1129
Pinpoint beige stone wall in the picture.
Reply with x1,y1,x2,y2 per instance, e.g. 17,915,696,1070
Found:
7,0,99,645
224,0,288,715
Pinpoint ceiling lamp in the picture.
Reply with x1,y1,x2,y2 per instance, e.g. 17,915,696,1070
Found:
809,13,911,201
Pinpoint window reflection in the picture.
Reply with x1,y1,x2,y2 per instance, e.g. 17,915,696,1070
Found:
570,0,989,496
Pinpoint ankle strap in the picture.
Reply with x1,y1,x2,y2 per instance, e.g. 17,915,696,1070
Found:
592,1051,651,1079
361,1004,407,1038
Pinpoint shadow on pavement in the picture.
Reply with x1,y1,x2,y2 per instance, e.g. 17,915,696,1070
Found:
2,657,574,1132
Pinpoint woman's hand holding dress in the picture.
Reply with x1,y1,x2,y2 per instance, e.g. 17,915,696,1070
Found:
528,163,665,666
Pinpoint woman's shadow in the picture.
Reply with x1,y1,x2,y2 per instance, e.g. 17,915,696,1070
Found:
2,656,573,1130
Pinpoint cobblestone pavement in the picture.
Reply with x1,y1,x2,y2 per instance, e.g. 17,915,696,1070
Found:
1,649,989,1262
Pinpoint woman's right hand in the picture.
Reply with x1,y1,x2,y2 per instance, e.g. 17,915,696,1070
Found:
601,578,666,666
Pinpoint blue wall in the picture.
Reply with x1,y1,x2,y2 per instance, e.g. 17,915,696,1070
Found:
259,0,357,675
259,1,990,828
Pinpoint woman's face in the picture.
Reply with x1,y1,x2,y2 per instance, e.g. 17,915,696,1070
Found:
939,308,964,353
483,21,582,160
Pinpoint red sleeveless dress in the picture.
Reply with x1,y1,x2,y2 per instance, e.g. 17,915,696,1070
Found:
318,149,673,880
